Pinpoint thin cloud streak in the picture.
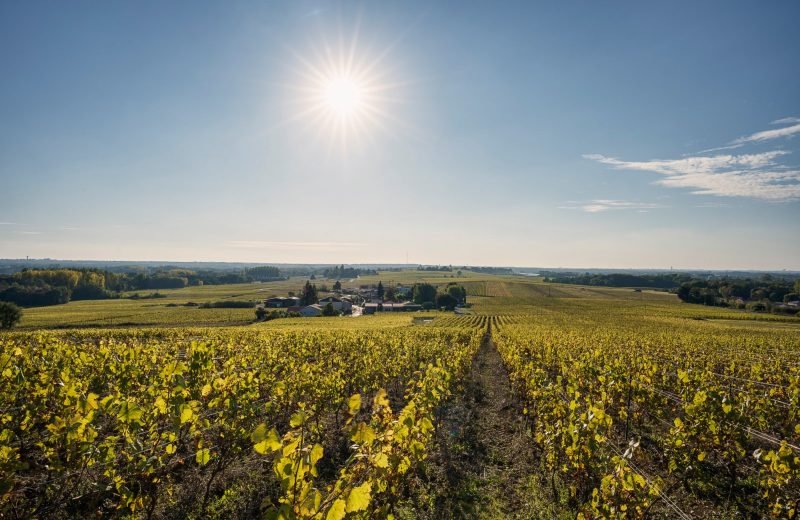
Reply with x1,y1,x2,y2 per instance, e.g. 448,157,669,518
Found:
733,122,800,144
771,117,800,125
559,199,667,213
689,118,800,155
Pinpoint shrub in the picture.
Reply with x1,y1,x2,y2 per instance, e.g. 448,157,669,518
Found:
0,302,22,329
747,302,768,312
199,301,256,309
322,302,338,316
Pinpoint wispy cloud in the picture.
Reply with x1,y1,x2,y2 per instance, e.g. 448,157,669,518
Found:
586,118,800,201
732,120,800,145
0,222,19,225
14,231,43,235
559,199,667,213
585,151,789,176
226,240,365,251
687,117,800,158
770,117,800,125
585,151,800,200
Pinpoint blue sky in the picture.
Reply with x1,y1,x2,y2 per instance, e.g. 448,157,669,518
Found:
1,1,799,269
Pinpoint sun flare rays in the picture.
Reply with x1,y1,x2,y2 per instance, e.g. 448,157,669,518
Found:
283,28,403,153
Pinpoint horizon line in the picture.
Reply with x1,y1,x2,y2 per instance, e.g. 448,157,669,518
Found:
1,258,798,273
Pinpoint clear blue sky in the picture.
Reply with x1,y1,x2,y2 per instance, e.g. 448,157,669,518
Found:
1,1,799,269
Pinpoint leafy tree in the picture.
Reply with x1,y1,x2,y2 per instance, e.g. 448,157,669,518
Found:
784,293,799,303
446,284,467,304
333,280,342,292
384,285,397,301
322,302,338,316
436,293,458,310
300,281,319,306
377,281,385,300
412,283,437,305
0,302,22,329
255,307,268,321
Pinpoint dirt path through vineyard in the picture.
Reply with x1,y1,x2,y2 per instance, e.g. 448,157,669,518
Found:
402,329,554,519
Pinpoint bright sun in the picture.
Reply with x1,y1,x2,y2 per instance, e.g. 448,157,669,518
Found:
322,76,364,118
287,37,400,150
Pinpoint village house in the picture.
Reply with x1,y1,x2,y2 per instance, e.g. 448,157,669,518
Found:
363,301,423,314
318,296,353,313
265,296,301,308
299,304,323,317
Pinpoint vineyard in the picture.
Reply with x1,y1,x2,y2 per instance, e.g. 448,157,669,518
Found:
1,275,799,518
493,313,800,518
0,326,482,518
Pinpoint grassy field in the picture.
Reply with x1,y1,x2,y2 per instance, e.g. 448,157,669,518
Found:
13,271,800,331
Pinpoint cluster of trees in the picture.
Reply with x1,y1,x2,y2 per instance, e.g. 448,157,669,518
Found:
300,281,319,306
677,277,799,312
418,265,453,272
323,265,377,279
0,266,286,308
543,272,688,289
244,266,282,281
0,269,110,307
411,282,467,310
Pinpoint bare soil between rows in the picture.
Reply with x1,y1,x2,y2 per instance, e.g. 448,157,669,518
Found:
400,331,556,519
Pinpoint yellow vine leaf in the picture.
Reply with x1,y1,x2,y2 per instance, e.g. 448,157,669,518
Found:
326,499,346,520
346,482,372,512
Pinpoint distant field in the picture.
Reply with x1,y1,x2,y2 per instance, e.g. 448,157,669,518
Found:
12,270,798,331
16,277,331,328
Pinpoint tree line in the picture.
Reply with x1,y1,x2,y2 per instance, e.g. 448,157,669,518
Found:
322,265,378,279
676,277,799,312
543,271,799,314
542,272,690,289
0,266,285,307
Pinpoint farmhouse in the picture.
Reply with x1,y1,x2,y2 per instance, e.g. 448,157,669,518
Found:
363,301,423,314
299,304,323,317
265,296,301,308
318,296,353,313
